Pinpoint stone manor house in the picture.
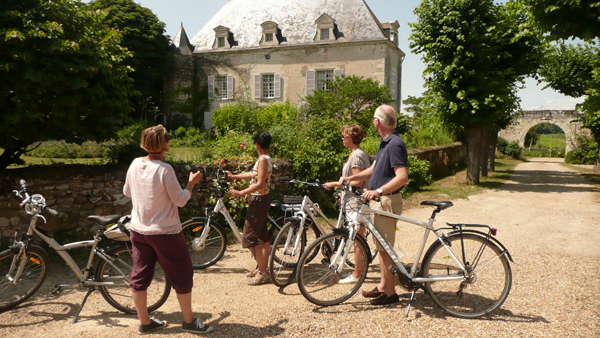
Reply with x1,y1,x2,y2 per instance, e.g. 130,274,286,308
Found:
166,0,404,130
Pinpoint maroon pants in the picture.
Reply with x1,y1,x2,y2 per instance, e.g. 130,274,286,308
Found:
129,230,193,294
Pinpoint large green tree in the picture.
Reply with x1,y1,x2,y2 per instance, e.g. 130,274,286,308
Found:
525,0,600,40
410,0,544,184
0,0,134,169
527,0,600,171
87,0,171,122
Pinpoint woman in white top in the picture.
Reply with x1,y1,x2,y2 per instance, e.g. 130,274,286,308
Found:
123,125,213,334
324,124,371,284
225,131,273,285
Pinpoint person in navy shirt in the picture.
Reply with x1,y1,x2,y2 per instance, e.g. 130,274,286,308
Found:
339,104,408,305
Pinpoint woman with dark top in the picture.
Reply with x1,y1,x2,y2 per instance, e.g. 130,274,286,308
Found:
225,131,273,285
123,125,214,334
324,124,371,284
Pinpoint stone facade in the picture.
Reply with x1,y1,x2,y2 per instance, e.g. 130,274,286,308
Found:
164,0,404,130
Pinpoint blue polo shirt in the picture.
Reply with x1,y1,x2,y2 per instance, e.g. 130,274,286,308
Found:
369,131,408,193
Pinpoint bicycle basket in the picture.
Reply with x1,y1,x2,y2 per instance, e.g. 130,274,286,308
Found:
104,215,131,241
283,195,303,204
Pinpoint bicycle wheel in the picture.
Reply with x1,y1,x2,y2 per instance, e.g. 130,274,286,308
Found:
296,232,369,306
0,245,50,312
182,220,228,269
421,233,512,318
96,244,171,315
268,220,307,287
301,221,322,264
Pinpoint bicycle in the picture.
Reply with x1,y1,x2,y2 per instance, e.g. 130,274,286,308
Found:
268,178,338,287
296,183,514,318
181,169,310,269
0,180,171,323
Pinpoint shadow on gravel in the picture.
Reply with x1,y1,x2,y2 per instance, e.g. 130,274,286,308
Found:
0,301,79,327
309,293,550,323
159,311,288,337
195,267,247,274
481,170,598,193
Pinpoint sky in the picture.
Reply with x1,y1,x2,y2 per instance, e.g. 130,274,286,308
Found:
105,0,584,111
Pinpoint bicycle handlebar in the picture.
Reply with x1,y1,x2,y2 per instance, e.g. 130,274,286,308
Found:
14,179,61,216
281,178,324,188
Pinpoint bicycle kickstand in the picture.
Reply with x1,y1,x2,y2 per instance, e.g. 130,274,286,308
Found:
71,286,96,324
405,282,423,318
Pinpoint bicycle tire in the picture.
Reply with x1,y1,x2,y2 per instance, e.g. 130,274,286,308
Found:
268,220,307,287
301,220,322,264
0,245,50,312
296,232,369,306
96,244,171,315
421,233,512,318
182,219,228,269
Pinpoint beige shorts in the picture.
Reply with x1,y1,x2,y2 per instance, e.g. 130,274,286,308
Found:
369,193,403,251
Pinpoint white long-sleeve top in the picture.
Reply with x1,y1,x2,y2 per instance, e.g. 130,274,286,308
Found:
123,158,191,235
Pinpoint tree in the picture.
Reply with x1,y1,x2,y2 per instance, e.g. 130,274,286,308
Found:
527,0,600,171
87,0,171,123
0,0,134,169
410,0,544,184
304,74,393,137
525,0,600,40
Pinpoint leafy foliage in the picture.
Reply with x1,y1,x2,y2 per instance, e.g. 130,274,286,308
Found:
27,140,103,158
565,133,599,164
87,0,171,121
104,124,146,164
403,156,434,195
0,0,135,169
539,42,597,98
525,0,600,41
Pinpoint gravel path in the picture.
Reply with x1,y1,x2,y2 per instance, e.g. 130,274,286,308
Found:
1,158,599,337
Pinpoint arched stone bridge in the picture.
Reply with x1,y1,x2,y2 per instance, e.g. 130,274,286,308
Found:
498,110,588,156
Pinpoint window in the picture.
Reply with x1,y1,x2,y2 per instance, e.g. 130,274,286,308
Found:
316,70,334,91
265,33,273,42
218,37,225,48
216,76,228,99
262,74,275,98
320,29,330,40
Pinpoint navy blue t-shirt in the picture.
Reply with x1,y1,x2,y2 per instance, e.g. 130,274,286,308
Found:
369,131,408,192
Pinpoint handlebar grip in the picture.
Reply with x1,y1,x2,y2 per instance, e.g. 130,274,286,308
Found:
43,206,60,216
19,179,30,192
281,179,291,183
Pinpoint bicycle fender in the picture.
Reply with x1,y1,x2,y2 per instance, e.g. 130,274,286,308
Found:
185,217,207,224
443,230,515,264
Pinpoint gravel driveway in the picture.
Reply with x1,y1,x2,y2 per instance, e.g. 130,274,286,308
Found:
1,158,599,337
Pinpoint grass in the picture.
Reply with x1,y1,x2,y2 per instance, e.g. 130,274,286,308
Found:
7,155,108,168
530,133,567,150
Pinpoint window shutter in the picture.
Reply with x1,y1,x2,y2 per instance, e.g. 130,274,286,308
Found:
208,76,215,100
306,70,315,96
334,69,345,78
204,111,213,131
274,74,281,98
254,74,261,99
227,75,234,99
391,73,397,100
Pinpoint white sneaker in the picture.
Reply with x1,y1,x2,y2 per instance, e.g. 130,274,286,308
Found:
338,275,359,284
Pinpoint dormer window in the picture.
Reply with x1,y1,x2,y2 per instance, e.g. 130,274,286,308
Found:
389,21,400,46
315,14,337,42
213,25,234,49
260,21,282,46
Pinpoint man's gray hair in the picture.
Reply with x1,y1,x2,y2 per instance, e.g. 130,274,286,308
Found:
374,105,397,128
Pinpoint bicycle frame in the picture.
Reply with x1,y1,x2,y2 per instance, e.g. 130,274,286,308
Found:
196,197,244,247
339,203,469,283
13,215,130,288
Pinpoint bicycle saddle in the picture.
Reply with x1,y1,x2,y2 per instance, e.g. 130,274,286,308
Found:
270,200,281,210
87,215,121,226
420,201,453,210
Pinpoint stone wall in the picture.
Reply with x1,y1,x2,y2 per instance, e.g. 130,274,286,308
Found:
0,143,465,247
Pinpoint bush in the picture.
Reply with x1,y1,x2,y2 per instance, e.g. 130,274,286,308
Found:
496,137,508,154
256,101,297,130
565,133,598,164
504,141,522,159
104,124,146,164
27,140,103,158
212,101,258,133
404,156,433,195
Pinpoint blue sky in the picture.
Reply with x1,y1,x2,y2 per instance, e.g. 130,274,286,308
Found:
105,0,584,111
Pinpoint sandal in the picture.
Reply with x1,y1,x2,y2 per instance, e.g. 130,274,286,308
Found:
246,268,258,278
248,271,270,285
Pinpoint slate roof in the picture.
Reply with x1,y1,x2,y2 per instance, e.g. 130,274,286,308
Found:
171,23,195,55
189,0,390,52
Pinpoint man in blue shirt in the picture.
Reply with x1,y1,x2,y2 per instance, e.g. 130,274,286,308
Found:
339,104,408,305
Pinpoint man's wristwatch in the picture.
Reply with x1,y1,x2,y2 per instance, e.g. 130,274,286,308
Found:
376,188,383,195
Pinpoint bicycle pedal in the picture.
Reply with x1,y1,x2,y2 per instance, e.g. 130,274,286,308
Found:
50,285,62,296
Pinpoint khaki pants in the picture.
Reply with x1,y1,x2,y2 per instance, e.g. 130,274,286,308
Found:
369,193,403,251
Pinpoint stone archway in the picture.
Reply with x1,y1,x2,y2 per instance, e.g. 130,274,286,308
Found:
498,110,588,157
